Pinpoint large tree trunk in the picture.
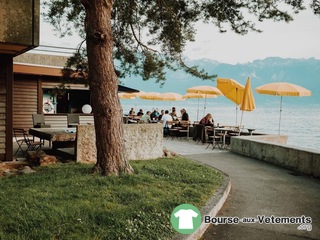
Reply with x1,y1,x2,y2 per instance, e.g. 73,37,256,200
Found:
82,0,133,175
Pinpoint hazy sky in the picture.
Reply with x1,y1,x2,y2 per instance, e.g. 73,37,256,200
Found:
40,4,320,65
184,6,320,64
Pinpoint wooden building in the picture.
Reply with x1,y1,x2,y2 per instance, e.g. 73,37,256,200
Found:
1,1,138,161
13,53,95,130
0,0,40,161
12,53,139,131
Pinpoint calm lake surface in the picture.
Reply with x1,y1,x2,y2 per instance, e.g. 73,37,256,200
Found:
121,98,320,152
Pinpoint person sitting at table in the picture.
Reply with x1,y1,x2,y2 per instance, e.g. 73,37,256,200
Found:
140,111,152,123
160,110,173,136
170,107,178,121
200,113,214,126
160,110,173,127
129,107,135,116
150,108,160,120
180,108,189,121
158,109,165,121
137,109,144,116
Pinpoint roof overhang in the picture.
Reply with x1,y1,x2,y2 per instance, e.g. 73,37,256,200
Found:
0,43,38,56
13,63,62,76
13,63,139,93
118,85,139,93
0,0,40,56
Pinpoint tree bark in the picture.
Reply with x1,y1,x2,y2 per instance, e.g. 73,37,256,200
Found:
82,0,133,175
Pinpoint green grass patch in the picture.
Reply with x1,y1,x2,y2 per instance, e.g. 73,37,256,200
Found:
0,157,223,240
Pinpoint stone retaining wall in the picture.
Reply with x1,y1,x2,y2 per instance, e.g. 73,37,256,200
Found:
76,124,163,163
231,135,320,178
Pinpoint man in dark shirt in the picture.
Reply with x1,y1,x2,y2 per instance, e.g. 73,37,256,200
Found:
181,108,189,121
137,109,144,116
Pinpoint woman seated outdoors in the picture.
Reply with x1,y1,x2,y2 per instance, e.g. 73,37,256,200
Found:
193,113,214,142
200,113,214,126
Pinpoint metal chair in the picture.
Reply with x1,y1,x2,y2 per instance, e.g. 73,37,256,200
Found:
32,114,51,146
206,127,223,150
13,128,42,156
178,121,191,140
22,129,43,153
32,114,51,128
13,128,27,156
67,114,80,127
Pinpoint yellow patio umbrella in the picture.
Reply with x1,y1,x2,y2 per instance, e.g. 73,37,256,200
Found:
118,92,136,99
187,85,223,95
217,78,245,125
138,92,161,100
255,82,312,134
239,77,256,131
153,92,185,109
186,85,223,116
240,77,256,111
183,93,217,121
138,91,162,107
155,92,184,101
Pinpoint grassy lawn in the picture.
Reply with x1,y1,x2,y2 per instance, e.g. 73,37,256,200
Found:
0,157,223,240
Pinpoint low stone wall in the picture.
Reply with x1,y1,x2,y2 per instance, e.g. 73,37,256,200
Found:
76,124,163,163
231,135,320,178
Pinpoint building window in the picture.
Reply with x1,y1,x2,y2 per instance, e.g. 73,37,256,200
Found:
43,89,91,113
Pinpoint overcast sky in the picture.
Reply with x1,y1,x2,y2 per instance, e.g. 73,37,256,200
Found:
40,4,320,65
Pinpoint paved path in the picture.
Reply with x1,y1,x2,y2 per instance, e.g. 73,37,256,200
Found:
164,139,320,240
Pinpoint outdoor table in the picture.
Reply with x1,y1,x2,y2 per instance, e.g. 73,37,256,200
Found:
29,128,77,155
213,128,232,148
247,128,255,135
167,128,179,140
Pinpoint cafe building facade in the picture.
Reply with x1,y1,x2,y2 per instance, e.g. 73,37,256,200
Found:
13,53,95,130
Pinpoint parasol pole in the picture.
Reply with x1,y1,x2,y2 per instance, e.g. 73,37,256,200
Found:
278,96,283,135
236,88,238,126
239,110,244,136
236,103,238,126
203,94,207,116
197,98,200,121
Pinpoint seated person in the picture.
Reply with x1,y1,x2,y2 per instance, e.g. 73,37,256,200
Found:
180,108,189,121
160,110,173,136
137,109,144,116
200,113,214,126
129,107,135,116
150,108,160,120
158,109,165,121
139,111,152,123
170,107,178,121
160,110,173,127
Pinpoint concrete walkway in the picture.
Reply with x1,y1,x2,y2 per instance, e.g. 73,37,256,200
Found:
163,139,320,240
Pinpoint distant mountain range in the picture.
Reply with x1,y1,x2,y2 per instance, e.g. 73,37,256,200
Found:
120,57,320,105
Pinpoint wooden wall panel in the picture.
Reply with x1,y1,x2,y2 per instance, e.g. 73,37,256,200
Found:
0,55,13,160
0,73,6,156
13,77,38,129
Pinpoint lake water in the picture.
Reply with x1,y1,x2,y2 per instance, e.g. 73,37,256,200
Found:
120,98,320,152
